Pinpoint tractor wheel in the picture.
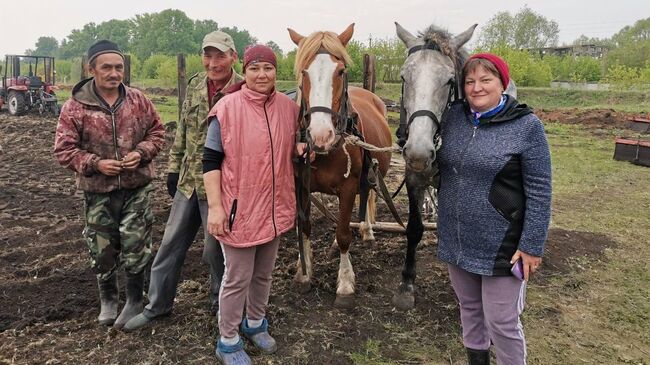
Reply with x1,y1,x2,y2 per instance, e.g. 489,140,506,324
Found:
7,91,27,116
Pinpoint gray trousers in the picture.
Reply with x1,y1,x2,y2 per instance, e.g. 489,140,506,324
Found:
448,264,528,365
143,190,224,318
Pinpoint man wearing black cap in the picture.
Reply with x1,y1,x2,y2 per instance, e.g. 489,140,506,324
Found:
123,30,242,332
53,40,165,329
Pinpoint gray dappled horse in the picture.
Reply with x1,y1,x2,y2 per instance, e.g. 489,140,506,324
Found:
392,22,516,310
392,22,475,310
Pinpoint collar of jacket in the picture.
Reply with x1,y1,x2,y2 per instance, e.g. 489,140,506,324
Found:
239,84,277,106
195,69,242,106
71,77,126,110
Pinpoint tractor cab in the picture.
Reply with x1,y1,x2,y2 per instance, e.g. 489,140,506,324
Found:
0,55,60,116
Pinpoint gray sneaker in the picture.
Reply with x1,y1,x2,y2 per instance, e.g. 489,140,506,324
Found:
215,339,252,365
241,318,277,354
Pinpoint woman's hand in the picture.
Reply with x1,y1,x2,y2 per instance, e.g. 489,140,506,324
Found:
295,142,315,162
511,249,542,281
207,206,228,238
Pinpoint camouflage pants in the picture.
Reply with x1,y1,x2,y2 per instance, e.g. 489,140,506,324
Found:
83,183,154,280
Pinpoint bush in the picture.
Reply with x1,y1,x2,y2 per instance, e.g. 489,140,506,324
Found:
141,54,173,78
488,45,552,87
604,64,640,89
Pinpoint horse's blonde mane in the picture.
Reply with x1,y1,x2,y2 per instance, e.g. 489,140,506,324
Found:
294,31,353,84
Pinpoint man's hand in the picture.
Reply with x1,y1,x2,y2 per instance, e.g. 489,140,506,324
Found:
97,159,123,176
207,206,228,237
166,173,179,198
121,151,142,171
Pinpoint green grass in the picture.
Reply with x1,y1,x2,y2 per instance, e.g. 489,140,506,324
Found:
518,87,650,113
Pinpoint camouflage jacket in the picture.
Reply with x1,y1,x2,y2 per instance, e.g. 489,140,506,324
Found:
53,78,165,193
168,70,242,199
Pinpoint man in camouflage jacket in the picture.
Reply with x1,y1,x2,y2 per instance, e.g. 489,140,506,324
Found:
53,40,165,329
124,31,243,332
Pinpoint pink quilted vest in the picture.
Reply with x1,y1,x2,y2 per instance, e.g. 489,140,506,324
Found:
207,85,299,247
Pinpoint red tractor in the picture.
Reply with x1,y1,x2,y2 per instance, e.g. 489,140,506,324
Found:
0,55,60,116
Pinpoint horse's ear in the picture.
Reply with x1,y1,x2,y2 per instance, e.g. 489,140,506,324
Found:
338,23,355,46
395,22,418,49
451,24,477,50
288,28,305,46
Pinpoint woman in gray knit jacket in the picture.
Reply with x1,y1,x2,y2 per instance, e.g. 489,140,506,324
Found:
437,53,552,365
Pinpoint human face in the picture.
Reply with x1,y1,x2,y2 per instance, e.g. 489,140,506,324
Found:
203,47,237,84
90,53,124,93
464,65,504,113
245,62,276,95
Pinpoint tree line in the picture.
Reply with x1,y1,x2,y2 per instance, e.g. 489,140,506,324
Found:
19,8,650,89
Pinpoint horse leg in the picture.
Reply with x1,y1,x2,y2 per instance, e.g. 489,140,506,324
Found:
333,185,357,309
359,189,376,243
392,177,425,310
293,233,313,293
294,212,313,293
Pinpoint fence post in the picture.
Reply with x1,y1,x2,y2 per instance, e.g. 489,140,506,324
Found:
123,55,131,87
363,54,376,92
80,55,88,81
177,54,187,122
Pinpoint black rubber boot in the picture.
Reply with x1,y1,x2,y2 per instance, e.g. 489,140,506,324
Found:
466,348,490,365
114,271,144,329
97,273,119,326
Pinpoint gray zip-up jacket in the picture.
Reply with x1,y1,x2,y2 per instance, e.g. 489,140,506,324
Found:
436,96,552,276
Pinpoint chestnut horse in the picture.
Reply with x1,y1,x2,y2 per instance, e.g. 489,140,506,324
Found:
288,24,392,308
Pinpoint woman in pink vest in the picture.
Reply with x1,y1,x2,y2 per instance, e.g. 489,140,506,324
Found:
203,44,301,365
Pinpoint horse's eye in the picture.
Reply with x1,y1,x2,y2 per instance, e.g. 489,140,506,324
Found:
338,69,346,77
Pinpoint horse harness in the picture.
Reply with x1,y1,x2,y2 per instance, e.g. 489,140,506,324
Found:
396,41,460,149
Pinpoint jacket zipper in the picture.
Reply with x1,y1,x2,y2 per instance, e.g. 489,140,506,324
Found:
263,96,277,237
110,110,121,189
455,123,479,264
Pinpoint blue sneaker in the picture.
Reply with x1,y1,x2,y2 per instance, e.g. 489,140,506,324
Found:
215,338,252,365
241,318,278,354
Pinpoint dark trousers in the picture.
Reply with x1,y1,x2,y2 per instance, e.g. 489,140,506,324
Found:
143,191,224,317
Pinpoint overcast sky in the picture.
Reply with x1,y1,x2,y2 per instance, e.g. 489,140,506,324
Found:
0,0,646,56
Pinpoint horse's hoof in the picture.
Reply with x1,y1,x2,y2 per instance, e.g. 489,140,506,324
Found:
333,294,355,309
392,292,415,311
294,280,311,294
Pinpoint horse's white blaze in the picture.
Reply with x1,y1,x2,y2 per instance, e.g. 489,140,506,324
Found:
337,252,355,295
306,54,338,149
294,236,313,283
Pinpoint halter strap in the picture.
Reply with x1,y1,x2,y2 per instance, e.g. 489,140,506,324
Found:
396,42,459,147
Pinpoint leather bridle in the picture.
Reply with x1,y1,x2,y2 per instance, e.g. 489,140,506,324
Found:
396,41,460,148
298,50,353,152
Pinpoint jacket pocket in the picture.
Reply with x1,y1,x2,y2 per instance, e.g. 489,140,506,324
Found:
228,199,238,231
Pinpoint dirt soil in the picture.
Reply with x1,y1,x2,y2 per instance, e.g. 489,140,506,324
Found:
0,111,617,364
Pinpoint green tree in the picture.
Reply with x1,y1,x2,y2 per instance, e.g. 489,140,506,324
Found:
478,6,559,50
28,36,59,57
265,41,283,55
131,9,197,59
59,22,99,59
367,37,406,83
95,19,134,52
606,18,650,69
219,26,258,59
